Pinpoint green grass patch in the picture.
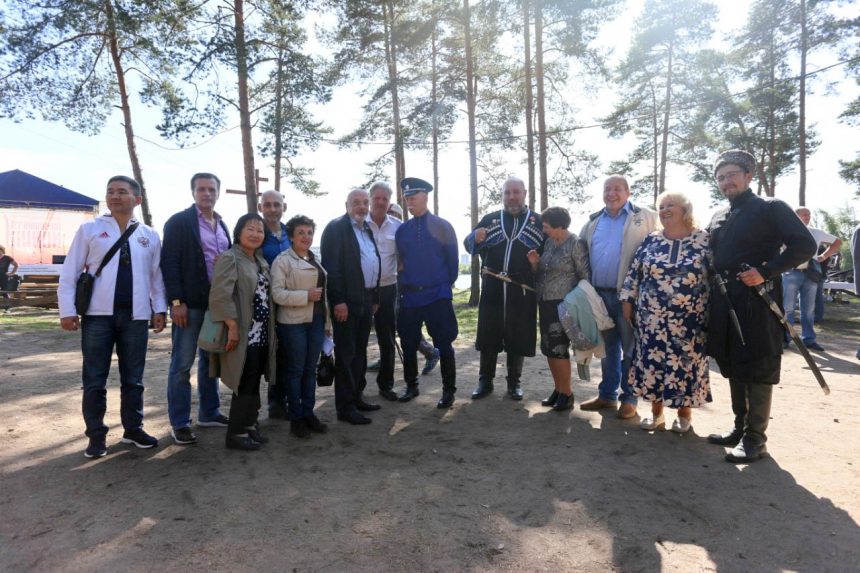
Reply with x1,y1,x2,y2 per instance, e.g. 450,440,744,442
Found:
0,308,59,332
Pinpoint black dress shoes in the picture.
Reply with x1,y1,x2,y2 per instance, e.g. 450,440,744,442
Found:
725,440,768,463
398,384,420,402
707,428,743,446
541,390,560,407
226,433,261,451
379,389,399,401
552,393,573,411
248,427,269,444
506,383,524,401
437,391,455,409
304,414,328,434
337,410,372,425
356,400,381,411
471,381,494,399
290,419,311,438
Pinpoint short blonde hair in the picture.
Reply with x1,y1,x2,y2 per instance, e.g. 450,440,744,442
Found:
656,191,695,229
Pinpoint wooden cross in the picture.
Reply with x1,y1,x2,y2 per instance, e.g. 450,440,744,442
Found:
225,168,269,198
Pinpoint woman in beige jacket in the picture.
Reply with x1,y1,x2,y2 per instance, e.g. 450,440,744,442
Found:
271,215,332,439
209,213,276,451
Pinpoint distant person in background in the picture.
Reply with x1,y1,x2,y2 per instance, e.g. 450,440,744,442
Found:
853,224,860,360
161,172,232,446
0,245,18,300
781,207,841,352
57,176,167,458
209,213,276,451
257,190,292,420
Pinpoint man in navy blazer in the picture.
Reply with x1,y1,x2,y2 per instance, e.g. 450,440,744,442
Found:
320,189,381,425
161,173,232,445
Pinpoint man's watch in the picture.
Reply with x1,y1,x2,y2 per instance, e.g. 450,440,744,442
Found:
171,299,183,307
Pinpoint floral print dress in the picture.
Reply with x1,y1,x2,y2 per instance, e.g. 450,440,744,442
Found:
620,230,712,408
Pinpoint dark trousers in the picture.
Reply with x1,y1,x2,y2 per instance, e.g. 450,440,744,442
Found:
398,298,458,389
267,338,288,410
374,284,398,391
332,293,373,413
80,309,149,439
478,351,524,387
227,345,266,435
728,379,773,446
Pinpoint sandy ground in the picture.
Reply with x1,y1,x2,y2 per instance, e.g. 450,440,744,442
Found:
1,309,859,572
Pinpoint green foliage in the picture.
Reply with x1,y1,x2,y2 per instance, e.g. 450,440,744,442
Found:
815,205,858,267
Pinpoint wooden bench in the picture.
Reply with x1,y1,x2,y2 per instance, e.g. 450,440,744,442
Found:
1,274,58,309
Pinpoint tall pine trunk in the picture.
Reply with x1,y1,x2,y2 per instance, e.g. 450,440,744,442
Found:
464,0,480,306
798,0,807,206
273,52,284,193
234,0,257,213
534,0,548,211
431,12,439,215
523,0,536,209
658,26,674,196
104,0,152,225
383,1,406,213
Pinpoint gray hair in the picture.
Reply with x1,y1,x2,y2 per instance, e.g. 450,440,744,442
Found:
502,176,526,193
368,181,393,199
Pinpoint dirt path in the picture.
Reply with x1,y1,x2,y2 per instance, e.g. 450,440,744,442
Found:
1,309,858,572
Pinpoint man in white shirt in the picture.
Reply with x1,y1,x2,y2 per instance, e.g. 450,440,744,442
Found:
782,207,842,352
58,176,167,458
365,182,402,401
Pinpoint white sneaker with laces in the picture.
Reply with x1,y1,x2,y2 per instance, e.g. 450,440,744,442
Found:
640,413,665,431
671,417,692,433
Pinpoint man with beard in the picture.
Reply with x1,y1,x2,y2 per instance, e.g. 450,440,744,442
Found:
320,188,382,425
707,150,816,463
464,177,543,401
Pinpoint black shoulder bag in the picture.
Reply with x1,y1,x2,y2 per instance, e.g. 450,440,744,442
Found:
74,223,139,315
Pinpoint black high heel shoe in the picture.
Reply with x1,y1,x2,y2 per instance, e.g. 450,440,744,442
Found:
541,390,560,407
552,393,574,411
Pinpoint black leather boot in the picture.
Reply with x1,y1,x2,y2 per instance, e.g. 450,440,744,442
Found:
472,351,497,399
506,354,524,400
726,384,772,463
541,390,559,407
708,378,747,446
399,352,420,402
552,392,574,411
437,355,457,409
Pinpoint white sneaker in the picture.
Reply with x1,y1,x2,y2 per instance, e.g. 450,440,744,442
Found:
671,417,692,433
640,413,665,431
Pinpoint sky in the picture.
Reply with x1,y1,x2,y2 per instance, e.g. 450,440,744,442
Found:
1,0,858,251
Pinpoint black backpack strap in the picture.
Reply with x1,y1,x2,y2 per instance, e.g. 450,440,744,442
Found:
93,223,139,277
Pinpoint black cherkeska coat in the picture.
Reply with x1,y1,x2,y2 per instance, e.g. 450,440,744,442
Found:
464,209,544,357
706,190,816,383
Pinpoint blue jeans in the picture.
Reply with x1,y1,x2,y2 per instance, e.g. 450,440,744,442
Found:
596,289,636,405
782,269,818,344
80,309,149,439
166,307,223,429
278,315,325,420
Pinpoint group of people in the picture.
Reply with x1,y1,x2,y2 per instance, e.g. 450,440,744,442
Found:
56,149,845,464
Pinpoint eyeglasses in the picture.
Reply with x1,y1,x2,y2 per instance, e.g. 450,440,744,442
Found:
715,170,745,183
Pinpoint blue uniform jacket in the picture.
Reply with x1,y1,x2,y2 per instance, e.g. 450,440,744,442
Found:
396,212,459,308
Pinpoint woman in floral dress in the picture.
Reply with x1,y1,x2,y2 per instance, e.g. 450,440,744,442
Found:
620,192,711,433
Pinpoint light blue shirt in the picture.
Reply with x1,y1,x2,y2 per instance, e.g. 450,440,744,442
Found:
590,202,632,289
351,217,380,289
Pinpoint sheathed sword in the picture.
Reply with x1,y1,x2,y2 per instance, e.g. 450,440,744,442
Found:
713,272,745,346
740,264,830,395
481,267,536,294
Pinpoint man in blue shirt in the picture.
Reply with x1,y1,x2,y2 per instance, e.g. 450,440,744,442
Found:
579,175,657,419
257,190,292,419
396,178,459,408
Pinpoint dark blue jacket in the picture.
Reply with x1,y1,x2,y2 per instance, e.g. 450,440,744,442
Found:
261,222,291,266
320,214,380,315
161,205,232,310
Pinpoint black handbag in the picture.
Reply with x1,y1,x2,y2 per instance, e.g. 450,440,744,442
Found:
804,258,824,284
74,223,139,315
316,352,335,387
